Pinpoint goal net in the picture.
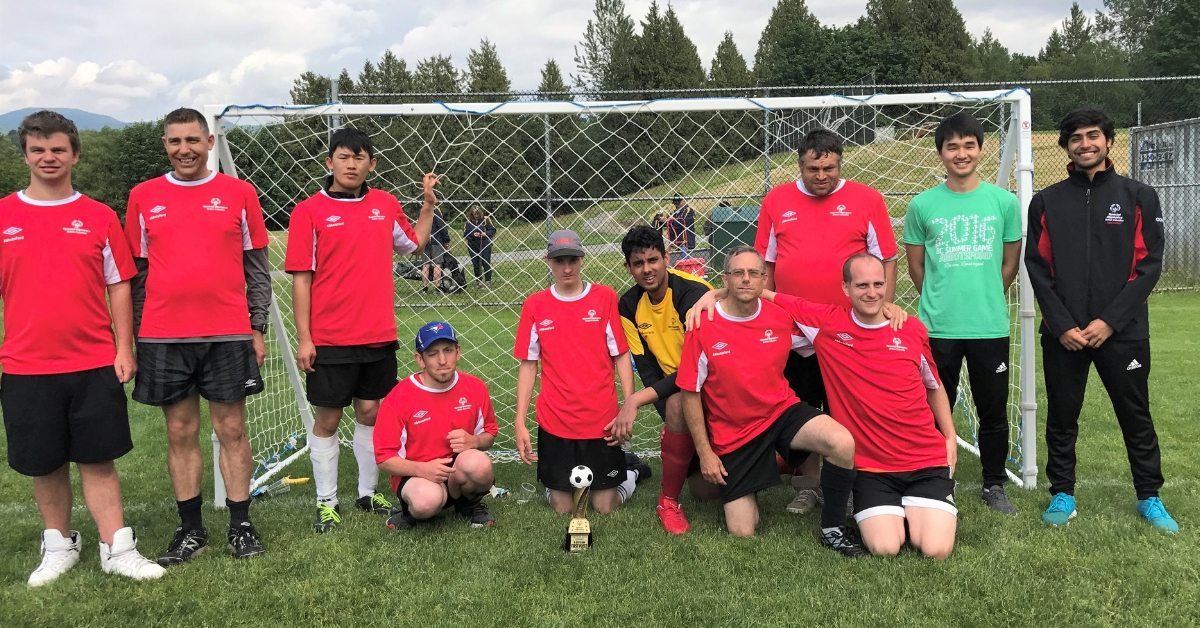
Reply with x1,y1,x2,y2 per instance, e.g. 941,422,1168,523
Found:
205,89,1038,494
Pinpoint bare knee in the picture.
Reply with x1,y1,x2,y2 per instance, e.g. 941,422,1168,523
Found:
864,535,903,557
210,402,248,443
663,396,688,433
548,490,573,514
406,490,447,520
826,428,855,469
912,535,955,561
352,400,380,426
454,450,494,488
591,489,621,515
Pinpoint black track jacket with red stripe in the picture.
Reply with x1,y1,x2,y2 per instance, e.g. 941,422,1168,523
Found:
1025,161,1164,341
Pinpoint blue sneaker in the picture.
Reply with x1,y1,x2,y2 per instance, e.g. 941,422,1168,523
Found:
1137,497,1180,533
1041,493,1077,526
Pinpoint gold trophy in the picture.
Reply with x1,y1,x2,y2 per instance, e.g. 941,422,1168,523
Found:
563,465,594,553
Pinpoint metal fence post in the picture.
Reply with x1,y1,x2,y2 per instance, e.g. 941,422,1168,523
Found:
544,113,553,285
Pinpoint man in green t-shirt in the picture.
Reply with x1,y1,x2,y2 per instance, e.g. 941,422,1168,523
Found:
902,113,1023,515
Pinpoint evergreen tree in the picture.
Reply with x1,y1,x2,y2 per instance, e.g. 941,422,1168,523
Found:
538,59,570,97
864,0,921,84
753,0,824,87
413,55,462,94
290,71,332,105
1095,0,1177,59
0,132,27,197
969,29,1017,80
335,69,355,98
1142,0,1200,120
376,50,413,94
631,2,705,92
465,39,512,94
708,31,751,89
908,0,972,82
572,0,637,93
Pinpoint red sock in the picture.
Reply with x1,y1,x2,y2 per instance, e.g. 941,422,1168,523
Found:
776,454,795,475
659,429,696,501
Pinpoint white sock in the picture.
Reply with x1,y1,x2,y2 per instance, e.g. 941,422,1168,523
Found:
616,470,638,503
353,423,379,499
544,487,553,503
309,431,339,507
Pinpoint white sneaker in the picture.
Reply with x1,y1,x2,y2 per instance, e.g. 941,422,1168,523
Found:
100,527,166,581
29,529,81,587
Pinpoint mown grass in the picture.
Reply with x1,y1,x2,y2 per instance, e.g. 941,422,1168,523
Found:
0,291,1196,627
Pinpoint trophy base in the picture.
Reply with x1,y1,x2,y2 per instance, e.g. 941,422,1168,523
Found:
563,518,592,553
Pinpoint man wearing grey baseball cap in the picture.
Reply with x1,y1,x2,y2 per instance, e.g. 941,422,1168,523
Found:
512,229,652,515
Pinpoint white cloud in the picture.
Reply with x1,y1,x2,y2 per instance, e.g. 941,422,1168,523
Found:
0,58,169,114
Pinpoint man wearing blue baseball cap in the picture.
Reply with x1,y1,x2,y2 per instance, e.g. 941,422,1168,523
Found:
373,321,500,529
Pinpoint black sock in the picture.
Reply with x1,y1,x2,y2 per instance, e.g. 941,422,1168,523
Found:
177,495,203,531
819,461,856,529
227,498,252,527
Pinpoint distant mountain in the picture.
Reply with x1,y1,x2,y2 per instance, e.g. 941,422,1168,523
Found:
0,108,128,132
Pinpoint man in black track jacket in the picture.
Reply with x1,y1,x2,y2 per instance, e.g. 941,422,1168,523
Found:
1025,107,1177,533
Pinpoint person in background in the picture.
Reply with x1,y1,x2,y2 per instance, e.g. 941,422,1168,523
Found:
667,194,695,258
464,204,496,289
422,197,451,294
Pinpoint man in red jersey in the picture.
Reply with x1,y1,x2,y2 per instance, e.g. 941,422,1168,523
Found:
125,108,271,564
1,111,164,585
675,247,864,555
513,229,650,515
689,253,957,558
285,128,436,533
374,321,499,530
754,128,899,515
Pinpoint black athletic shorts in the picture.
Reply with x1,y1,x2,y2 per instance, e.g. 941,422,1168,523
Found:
537,427,627,492
784,352,828,412
852,466,958,523
395,452,461,498
1,366,132,476
307,349,398,408
133,340,264,406
718,401,822,504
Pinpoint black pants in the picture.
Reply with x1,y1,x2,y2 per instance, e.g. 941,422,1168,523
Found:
1040,335,1163,500
468,243,492,282
930,337,1010,487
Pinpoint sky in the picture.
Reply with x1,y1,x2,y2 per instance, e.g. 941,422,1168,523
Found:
0,0,1106,122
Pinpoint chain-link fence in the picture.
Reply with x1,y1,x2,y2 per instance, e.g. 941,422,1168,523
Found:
1130,117,1200,291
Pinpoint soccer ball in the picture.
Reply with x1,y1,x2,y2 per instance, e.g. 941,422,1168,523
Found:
569,465,593,489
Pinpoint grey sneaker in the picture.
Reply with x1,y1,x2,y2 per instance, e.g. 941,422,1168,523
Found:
787,476,823,514
981,485,1018,516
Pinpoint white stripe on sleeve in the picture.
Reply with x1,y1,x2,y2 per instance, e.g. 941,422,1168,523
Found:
398,426,409,459
764,226,778,262
695,351,709,388
138,214,149,256
310,229,318,271
102,239,122,284
474,409,486,435
393,221,418,255
605,321,620,356
526,322,541,360
866,222,883,259
240,209,253,251
920,355,940,389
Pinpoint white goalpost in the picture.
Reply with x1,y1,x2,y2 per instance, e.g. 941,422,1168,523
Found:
204,89,1039,501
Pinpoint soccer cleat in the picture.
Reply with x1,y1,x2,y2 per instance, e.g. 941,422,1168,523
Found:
386,508,418,531
157,526,209,567
626,452,653,483
314,503,342,533
356,492,394,515
100,528,166,581
1137,497,1180,533
227,522,266,559
28,529,80,587
819,526,869,558
455,498,496,528
787,475,823,514
981,485,1018,516
1041,493,1077,527
656,495,691,535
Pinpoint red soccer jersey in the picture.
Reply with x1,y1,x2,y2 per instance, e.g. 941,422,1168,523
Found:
675,299,804,456
0,192,137,375
284,189,418,346
373,371,499,494
512,283,628,439
755,179,898,307
775,293,947,473
125,172,269,338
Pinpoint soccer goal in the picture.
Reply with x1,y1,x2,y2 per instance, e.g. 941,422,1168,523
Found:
204,88,1038,498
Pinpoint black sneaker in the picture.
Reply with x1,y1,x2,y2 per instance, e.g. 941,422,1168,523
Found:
227,522,266,559
819,526,869,558
625,452,653,484
313,503,341,534
356,492,393,515
157,526,209,567
386,508,417,531
981,485,1018,516
455,498,495,528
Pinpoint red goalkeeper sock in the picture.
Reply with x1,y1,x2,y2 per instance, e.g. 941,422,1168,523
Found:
659,429,696,501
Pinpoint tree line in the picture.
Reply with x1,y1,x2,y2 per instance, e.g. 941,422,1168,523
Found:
2,0,1197,224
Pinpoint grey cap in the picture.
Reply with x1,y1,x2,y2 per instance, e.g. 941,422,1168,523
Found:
547,229,585,258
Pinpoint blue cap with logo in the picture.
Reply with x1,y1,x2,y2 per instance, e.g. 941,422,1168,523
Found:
415,321,458,353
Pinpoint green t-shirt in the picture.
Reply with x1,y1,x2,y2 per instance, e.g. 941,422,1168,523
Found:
902,182,1022,339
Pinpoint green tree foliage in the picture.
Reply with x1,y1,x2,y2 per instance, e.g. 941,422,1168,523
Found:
466,39,512,94
908,0,972,82
0,134,26,197
630,2,705,92
753,0,824,87
969,29,1018,81
572,0,638,93
290,71,332,105
537,59,569,97
708,32,752,89
1096,0,1177,59
864,0,921,84
1141,0,1200,120
413,55,462,94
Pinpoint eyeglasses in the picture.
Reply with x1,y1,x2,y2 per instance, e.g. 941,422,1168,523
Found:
724,269,764,279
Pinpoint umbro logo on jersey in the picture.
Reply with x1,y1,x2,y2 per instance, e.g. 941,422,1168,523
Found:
326,215,345,227
711,341,731,356
63,219,90,235
1106,204,1124,224
414,410,429,418
413,415,432,425
781,210,798,223
2,227,20,236
582,309,601,322
203,197,227,212
712,342,728,350
760,329,778,343
538,319,555,331
996,362,1008,374
837,333,853,342
150,205,166,214
368,208,386,221
830,204,852,217
1127,359,1142,371
887,336,907,351
637,323,652,330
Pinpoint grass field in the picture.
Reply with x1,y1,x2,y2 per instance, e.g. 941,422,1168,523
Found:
1,292,1197,627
